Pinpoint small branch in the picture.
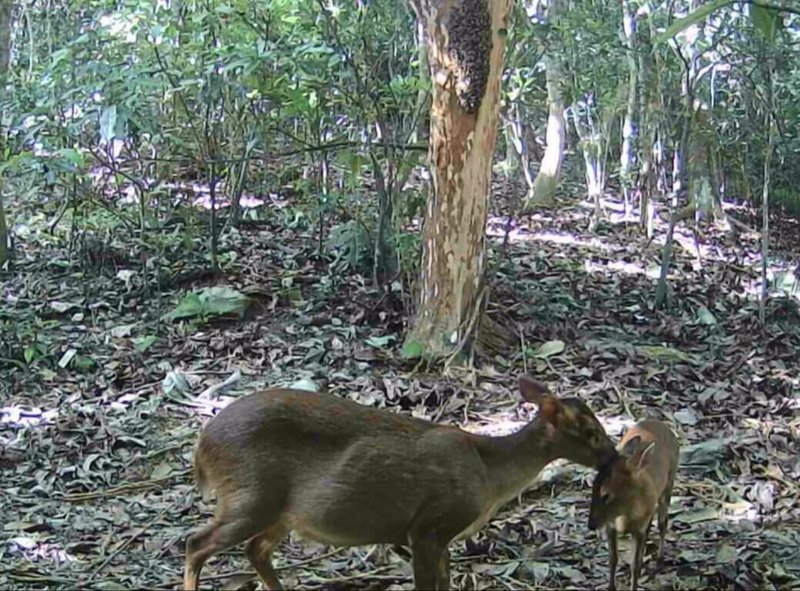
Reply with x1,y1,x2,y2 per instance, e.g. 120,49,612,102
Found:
88,498,183,582
60,472,190,503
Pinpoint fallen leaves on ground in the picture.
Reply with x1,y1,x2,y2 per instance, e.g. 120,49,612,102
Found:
1,194,799,591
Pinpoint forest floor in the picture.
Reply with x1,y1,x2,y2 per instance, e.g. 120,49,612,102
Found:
1,188,799,590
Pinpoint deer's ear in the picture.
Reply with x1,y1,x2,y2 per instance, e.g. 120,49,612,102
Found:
519,376,569,429
518,376,552,404
537,395,562,426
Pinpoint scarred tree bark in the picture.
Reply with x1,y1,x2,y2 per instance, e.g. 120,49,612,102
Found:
405,0,512,358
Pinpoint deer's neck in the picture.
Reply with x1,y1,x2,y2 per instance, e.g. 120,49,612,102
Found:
475,420,558,505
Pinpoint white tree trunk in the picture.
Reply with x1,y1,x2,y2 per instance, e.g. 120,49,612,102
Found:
529,0,566,206
619,0,639,215
0,0,12,267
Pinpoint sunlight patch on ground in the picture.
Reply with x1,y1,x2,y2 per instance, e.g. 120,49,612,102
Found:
1,405,59,429
486,217,615,253
1,406,59,464
741,264,800,302
583,258,661,279
465,410,629,440
7,536,76,565
576,197,641,225
711,499,762,524
646,226,718,268
87,168,292,211
191,191,275,210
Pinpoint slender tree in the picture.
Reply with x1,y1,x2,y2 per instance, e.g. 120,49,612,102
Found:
619,0,640,216
0,0,12,268
528,0,566,206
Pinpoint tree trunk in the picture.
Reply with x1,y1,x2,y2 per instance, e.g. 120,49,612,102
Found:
570,97,612,230
636,5,656,235
503,100,535,192
759,68,776,325
655,20,698,309
528,0,566,206
0,197,7,269
405,0,512,359
413,19,430,142
619,0,639,217
0,0,12,268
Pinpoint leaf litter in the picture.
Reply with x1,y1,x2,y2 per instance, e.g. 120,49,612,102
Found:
1,197,799,590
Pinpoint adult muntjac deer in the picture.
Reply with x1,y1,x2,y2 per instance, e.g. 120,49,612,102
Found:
588,419,680,590
184,376,616,590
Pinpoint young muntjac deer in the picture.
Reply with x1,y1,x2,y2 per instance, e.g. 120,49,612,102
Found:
184,376,616,590
588,419,679,591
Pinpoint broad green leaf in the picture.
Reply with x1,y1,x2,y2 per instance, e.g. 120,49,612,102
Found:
531,340,565,359
696,305,717,325
401,339,424,359
195,287,250,317
366,335,395,349
51,48,70,66
134,335,158,352
74,355,97,371
656,0,733,44
637,345,689,362
56,148,86,169
24,347,37,364
163,292,203,321
163,287,251,322
752,3,780,42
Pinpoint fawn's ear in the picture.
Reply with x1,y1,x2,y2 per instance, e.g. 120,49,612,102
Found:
625,440,656,473
620,435,643,456
518,376,572,426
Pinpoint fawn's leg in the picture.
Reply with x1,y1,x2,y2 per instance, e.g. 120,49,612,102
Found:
656,485,673,564
630,529,647,591
606,526,618,591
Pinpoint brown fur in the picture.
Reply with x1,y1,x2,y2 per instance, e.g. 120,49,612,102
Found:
588,419,679,591
184,376,616,590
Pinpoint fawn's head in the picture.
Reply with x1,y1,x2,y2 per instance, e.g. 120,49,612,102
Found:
518,376,616,469
588,436,656,530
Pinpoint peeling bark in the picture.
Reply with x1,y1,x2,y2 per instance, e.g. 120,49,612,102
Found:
406,0,511,358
